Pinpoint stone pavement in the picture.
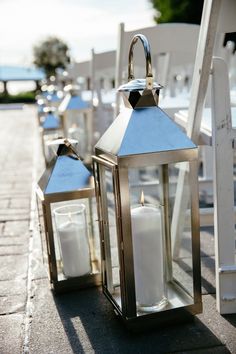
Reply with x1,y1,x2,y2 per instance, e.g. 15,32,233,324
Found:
0,105,235,354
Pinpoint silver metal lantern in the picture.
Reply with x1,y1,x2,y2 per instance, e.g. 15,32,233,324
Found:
58,84,93,165
36,139,100,292
92,34,202,329
40,107,63,165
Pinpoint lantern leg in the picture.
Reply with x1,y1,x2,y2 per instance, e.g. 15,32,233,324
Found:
99,165,114,294
160,164,173,283
36,196,45,259
43,204,58,284
189,160,202,306
88,197,95,260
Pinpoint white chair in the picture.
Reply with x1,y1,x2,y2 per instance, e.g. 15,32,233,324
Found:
172,0,236,314
67,60,91,92
90,49,116,139
212,56,236,314
67,50,117,141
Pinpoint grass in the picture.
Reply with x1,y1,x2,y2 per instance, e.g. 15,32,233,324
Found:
0,91,36,104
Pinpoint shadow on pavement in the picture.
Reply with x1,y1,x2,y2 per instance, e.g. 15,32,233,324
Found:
53,287,227,354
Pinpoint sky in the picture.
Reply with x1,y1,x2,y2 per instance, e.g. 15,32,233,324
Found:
0,0,156,66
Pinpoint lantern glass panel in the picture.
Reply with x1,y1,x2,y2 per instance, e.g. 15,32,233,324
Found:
67,111,87,159
128,161,195,315
43,132,61,163
105,168,121,299
50,198,100,281
169,161,194,298
98,164,121,308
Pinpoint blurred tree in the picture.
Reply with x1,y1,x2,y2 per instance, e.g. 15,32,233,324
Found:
150,0,204,24
33,37,70,78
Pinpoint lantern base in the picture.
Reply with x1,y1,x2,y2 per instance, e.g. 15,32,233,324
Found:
103,281,202,331
124,305,201,332
52,272,101,294
137,297,168,313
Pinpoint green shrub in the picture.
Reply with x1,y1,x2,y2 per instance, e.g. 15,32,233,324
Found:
0,91,36,104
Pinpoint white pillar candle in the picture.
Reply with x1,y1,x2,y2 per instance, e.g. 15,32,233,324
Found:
131,204,166,309
57,221,91,278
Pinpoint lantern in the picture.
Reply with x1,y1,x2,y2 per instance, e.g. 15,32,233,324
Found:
46,137,78,166
36,97,46,125
58,84,93,165
92,34,202,329
41,83,63,108
40,107,63,165
36,139,100,292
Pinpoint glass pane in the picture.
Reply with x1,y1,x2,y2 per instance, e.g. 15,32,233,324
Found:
169,161,194,300
98,165,121,307
129,166,160,205
105,168,120,293
50,198,100,281
67,111,87,159
43,132,60,163
129,163,195,315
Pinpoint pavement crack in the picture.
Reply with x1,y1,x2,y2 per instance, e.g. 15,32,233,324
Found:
0,310,25,316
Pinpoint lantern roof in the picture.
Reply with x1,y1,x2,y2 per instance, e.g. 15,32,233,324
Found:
118,78,161,92
95,106,196,158
58,92,89,112
41,89,62,103
42,112,60,130
46,137,78,159
37,141,93,197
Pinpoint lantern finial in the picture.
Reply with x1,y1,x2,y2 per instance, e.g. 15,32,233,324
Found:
118,34,162,109
56,138,81,160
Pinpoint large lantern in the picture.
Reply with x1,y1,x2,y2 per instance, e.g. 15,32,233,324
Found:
58,84,93,165
36,139,100,292
92,34,202,329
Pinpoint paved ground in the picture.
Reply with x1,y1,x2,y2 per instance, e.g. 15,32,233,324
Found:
0,105,235,354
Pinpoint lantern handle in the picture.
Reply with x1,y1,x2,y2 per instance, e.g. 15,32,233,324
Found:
128,34,153,90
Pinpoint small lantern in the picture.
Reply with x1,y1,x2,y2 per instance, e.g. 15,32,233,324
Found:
40,107,63,165
92,34,202,329
36,139,100,292
42,83,63,108
36,97,46,125
58,84,93,165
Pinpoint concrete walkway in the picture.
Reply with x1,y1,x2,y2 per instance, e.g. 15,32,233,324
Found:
0,105,235,354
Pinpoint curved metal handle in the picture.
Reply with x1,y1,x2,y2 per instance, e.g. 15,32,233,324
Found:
128,34,153,89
